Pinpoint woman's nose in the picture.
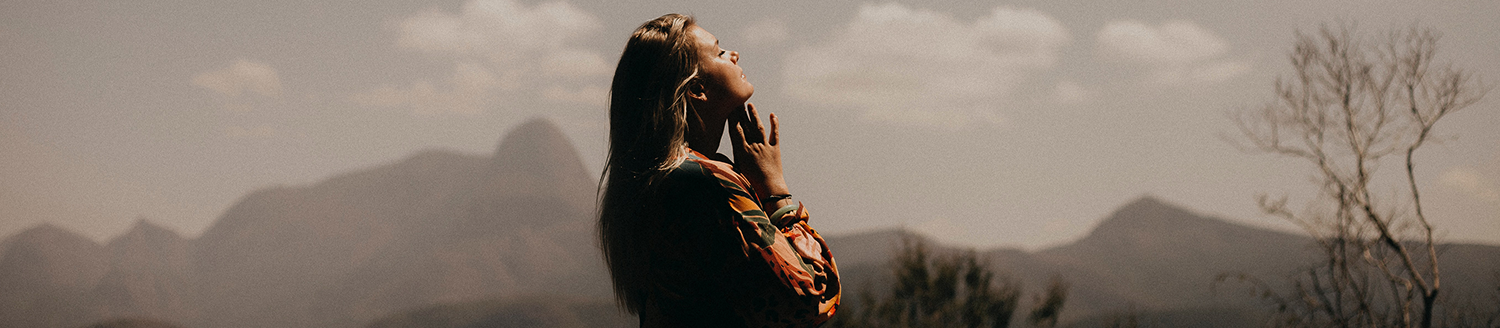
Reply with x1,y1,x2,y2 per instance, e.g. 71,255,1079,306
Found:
730,51,739,64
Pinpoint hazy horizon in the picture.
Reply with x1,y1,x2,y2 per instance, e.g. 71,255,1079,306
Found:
3,0,1497,249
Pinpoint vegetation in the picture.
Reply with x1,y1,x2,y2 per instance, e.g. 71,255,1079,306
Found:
1104,311,1141,328
362,296,632,328
1231,23,1489,328
829,238,1066,328
1027,276,1069,328
80,318,186,328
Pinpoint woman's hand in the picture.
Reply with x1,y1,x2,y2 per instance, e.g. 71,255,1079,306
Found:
729,103,791,202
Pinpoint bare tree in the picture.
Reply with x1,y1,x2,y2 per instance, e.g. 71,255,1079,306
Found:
1234,23,1487,328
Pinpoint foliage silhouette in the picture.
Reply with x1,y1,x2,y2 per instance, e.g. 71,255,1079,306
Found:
829,238,1068,327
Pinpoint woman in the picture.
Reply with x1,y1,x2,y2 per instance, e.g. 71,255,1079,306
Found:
597,14,840,327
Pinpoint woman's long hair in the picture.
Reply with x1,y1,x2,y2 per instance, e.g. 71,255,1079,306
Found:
598,13,701,314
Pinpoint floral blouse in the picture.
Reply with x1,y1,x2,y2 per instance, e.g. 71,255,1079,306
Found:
637,148,840,327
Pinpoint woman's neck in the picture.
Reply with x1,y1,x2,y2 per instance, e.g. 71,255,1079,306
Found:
685,116,726,155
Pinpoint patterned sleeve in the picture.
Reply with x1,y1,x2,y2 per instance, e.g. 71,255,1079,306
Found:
690,158,842,326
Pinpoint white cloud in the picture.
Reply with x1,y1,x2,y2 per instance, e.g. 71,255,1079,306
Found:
1098,20,1226,63
1095,20,1247,85
396,0,599,60
783,3,1070,127
1441,167,1500,203
741,18,789,46
349,61,499,116
363,0,608,115
192,59,282,99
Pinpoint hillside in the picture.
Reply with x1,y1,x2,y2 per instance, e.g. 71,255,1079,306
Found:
0,118,609,328
3,119,1497,327
187,118,606,328
823,197,1500,327
0,223,110,328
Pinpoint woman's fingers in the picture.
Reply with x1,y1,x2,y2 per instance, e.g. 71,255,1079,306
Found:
746,103,758,126
733,102,783,147
730,119,746,147
739,104,756,144
747,103,766,142
768,113,779,146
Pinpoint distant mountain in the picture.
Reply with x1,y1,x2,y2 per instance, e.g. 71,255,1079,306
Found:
189,118,608,328
0,118,610,328
80,318,187,328
823,197,1500,327
0,224,110,328
1032,197,1314,319
91,220,194,324
4,120,1497,328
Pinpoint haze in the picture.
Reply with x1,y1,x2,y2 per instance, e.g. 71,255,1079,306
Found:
2,0,1497,249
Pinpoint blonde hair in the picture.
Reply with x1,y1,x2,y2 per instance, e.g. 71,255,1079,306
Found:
597,13,701,314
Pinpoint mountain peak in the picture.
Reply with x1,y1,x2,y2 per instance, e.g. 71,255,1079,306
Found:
125,218,174,237
5,223,98,250
1054,196,1307,260
107,218,183,250
1119,195,1173,212
493,117,574,163
480,117,594,213
1094,196,1202,234
0,223,109,292
489,117,590,180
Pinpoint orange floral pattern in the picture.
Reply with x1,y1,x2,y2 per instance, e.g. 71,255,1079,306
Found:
668,148,841,327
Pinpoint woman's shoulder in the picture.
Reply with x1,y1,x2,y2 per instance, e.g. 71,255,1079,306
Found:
666,157,715,183
668,150,751,194
669,156,728,185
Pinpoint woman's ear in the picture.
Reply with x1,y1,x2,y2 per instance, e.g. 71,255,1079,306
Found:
687,81,708,102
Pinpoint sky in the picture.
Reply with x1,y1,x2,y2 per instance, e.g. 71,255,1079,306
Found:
2,0,1497,249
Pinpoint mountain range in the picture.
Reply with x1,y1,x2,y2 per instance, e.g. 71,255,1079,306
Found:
1,118,1496,328
826,198,1500,327
1,119,609,328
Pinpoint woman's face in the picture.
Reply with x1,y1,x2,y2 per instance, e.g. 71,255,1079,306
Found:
689,25,753,114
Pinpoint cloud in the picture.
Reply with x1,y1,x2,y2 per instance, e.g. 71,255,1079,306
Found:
396,0,599,61
741,18,789,46
1441,167,1500,203
361,0,608,115
349,61,500,116
192,59,282,99
1095,20,1247,85
782,3,1070,127
1098,20,1226,63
